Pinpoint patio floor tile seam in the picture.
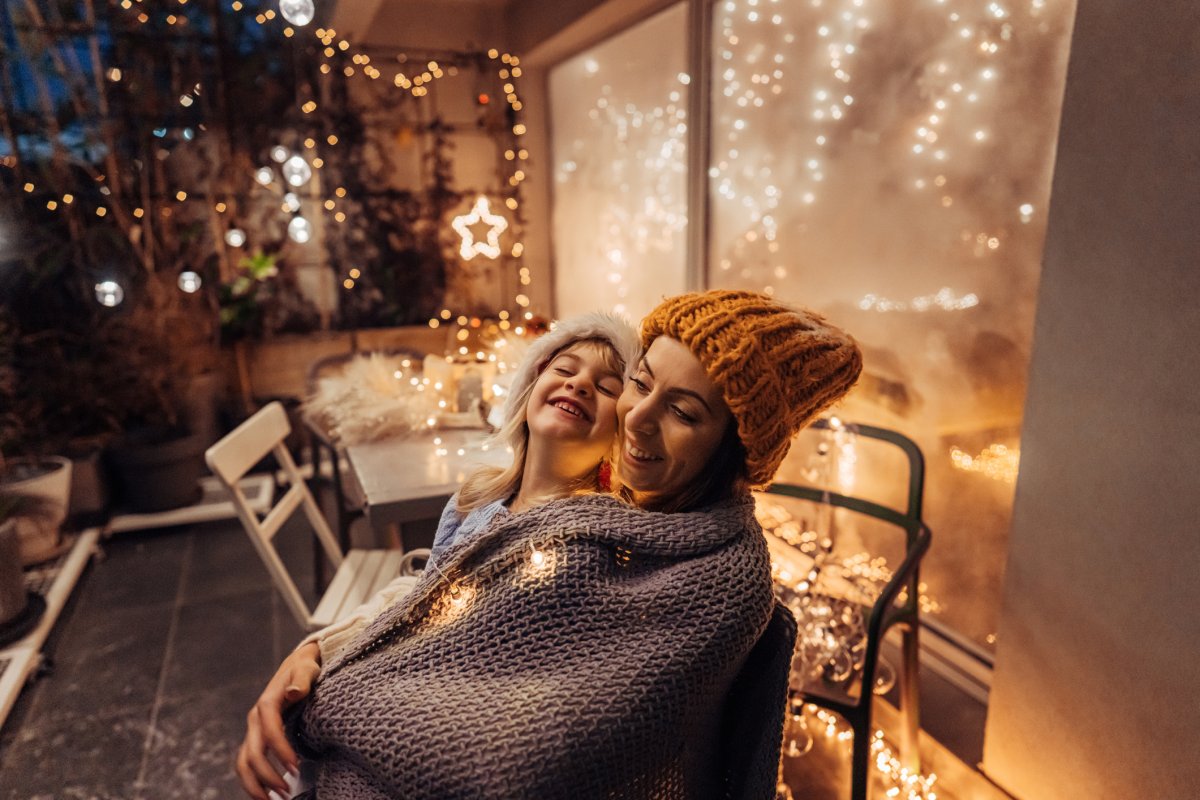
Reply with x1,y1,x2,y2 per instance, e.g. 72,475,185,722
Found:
133,530,195,799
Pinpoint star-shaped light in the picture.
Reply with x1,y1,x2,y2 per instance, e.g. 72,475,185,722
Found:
452,196,508,260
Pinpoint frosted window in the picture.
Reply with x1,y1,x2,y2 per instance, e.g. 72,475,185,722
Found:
709,0,1075,650
549,3,689,320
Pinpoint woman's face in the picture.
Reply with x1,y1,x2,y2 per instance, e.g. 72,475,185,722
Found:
617,336,733,506
525,341,624,467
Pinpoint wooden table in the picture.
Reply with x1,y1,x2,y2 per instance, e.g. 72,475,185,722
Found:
344,429,512,550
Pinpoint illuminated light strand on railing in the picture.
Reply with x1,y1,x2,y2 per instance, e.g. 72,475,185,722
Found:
857,287,980,312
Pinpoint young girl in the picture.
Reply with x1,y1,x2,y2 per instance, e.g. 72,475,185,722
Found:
236,313,641,800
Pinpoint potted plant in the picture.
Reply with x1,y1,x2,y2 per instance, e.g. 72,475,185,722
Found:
98,267,223,513
0,479,63,645
0,457,72,567
0,192,221,514
0,319,75,560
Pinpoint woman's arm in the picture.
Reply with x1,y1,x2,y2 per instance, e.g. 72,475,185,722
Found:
235,641,321,800
236,497,463,797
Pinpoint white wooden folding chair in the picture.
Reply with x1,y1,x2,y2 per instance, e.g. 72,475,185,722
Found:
205,401,427,632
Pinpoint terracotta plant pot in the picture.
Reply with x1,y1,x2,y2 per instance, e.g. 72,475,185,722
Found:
1,456,73,566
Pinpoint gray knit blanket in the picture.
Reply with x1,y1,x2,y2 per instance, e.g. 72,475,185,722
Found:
294,493,783,799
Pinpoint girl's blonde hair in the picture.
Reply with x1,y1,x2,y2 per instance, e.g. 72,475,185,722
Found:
456,337,629,512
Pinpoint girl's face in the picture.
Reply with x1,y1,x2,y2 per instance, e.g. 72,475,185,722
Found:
616,336,733,506
525,341,624,465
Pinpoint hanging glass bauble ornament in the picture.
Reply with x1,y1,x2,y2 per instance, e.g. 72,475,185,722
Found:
178,271,203,293
95,280,124,307
279,0,315,27
282,155,312,187
288,216,312,243
255,167,274,186
225,228,247,247
282,193,301,213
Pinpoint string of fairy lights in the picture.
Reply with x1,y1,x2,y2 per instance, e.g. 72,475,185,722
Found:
5,0,534,336
710,0,1048,300
759,476,943,800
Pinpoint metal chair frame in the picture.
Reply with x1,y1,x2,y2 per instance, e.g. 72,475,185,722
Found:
765,419,932,800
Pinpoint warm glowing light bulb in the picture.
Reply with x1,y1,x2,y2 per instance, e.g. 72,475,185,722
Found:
178,271,202,293
282,155,312,187
95,280,124,307
288,216,312,243
278,0,314,25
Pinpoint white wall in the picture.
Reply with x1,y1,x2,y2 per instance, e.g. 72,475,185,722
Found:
982,4,1200,798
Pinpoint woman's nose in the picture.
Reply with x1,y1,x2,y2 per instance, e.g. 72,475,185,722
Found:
624,397,658,434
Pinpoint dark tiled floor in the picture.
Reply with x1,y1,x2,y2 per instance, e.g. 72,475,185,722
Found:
0,512,317,799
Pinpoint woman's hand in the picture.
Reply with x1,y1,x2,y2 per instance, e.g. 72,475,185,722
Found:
235,641,322,799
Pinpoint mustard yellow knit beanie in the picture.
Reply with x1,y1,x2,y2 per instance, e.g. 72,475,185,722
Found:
641,290,863,487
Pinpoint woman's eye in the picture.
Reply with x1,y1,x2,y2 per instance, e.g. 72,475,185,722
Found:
631,377,649,393
671,405,696,424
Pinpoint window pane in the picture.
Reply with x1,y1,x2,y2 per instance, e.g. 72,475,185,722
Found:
549,2,690,320
708,0,1075,650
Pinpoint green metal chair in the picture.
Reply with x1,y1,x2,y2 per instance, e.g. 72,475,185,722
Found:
764,419,932,800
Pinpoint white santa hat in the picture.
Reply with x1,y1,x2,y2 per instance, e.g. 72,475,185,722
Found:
499,311,642,429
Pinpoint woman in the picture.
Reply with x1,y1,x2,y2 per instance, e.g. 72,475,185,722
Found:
242,291,861,799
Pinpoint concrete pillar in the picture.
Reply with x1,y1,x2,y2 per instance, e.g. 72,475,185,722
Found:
982,5,1200,799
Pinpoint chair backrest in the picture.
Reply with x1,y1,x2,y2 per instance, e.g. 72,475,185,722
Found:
205,401,345,628
764,420,932,705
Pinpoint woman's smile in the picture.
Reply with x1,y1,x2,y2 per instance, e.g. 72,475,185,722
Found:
621,439,663,465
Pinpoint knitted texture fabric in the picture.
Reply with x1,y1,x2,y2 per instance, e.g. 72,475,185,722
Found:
293,493,783,800
641,290,863,487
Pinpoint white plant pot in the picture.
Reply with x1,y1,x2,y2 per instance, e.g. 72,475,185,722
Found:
3,456,73,566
